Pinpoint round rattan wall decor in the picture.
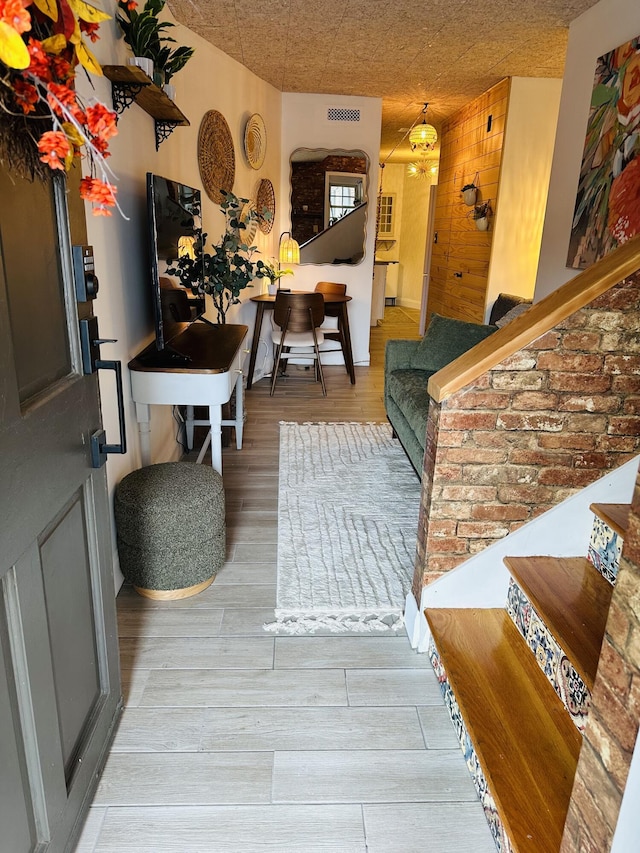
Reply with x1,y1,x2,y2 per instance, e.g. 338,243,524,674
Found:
255,178,275,234
244,113,267,170
198,110,235,204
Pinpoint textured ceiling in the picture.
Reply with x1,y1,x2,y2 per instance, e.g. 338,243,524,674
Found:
167,0,600,163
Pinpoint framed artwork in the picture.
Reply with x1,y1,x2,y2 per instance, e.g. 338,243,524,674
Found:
567,35,640,269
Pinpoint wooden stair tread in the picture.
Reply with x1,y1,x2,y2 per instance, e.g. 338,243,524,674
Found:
504,555,612,688
589,502,630,537
426,608,582,853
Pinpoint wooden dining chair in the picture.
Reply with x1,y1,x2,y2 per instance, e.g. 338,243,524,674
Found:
314,281,350,376
270,291,327,396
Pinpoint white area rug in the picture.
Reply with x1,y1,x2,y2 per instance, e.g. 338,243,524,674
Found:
264,422,421,634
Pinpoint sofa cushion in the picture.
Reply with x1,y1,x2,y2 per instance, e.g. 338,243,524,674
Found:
411,313,498,372
387,369,434,441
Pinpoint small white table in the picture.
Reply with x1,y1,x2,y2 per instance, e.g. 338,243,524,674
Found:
128,322,248,474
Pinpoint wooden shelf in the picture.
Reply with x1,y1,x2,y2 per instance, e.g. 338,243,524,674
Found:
590,502,630,538
102,65,189,150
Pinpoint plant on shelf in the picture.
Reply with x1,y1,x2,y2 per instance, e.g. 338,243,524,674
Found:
166,191,270,323
116,0,194,86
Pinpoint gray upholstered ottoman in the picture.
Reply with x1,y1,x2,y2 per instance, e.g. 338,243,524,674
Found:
115,462,225,600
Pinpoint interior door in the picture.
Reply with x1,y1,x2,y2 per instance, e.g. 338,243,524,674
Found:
0,164,121,852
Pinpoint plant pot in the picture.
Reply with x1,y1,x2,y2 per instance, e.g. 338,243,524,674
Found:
268,283,277,296
462,187,477,206
153,69,165,88
127,56,153,80
163,83,176,101
475,216,489,231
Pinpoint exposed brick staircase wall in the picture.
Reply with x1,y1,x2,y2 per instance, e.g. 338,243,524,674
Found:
412,272,640,600
560,475,640,851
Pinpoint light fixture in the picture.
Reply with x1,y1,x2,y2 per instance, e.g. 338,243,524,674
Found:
407,160,433,180
278,231,300,266
409,104,438,154
177,235,196,259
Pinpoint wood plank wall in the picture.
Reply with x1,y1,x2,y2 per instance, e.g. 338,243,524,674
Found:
427,79,510,324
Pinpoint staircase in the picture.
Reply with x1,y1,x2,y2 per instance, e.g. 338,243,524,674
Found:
425,503,630,853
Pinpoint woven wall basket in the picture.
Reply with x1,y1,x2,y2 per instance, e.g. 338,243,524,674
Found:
198,110,235,204
256,178,275,234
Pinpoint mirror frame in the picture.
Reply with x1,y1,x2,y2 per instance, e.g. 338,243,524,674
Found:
289,148,370,266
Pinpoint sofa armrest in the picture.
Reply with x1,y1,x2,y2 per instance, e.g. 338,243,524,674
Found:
385,339,420,373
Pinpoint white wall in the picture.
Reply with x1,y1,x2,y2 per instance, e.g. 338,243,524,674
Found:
534,0,640,300
78,3,282,583
397,172,432,309
280,93,382,367
487,77,562,315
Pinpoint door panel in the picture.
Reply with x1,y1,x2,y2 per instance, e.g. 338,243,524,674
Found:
41,494,100,782
0,163,121,852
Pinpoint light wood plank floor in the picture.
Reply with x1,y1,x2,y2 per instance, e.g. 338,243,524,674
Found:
78,308,495,853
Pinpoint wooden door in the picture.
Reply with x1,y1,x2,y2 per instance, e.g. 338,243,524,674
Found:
0,165,121,851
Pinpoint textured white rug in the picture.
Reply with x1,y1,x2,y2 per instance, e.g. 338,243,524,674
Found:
264,422,421,634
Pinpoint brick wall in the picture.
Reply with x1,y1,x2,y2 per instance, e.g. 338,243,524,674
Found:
412,273,640,599
560,467,640,852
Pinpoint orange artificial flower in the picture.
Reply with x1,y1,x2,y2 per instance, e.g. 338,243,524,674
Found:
37,130,72,170
13,78,38,113
0,0,31,34
85,102,117,141
79,176,117,215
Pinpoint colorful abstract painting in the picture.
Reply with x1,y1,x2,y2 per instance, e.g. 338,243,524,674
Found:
567,35,640,269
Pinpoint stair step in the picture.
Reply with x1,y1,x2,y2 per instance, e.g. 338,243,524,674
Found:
504,556,612,690
588,502,629,584
426,608,582,853
589,502,630,537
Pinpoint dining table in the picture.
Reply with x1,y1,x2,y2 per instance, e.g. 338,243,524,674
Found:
246,291,355,389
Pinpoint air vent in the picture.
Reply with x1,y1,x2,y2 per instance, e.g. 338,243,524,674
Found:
327,107,361,122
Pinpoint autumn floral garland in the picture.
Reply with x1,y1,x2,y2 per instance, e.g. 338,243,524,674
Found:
0,0,130,215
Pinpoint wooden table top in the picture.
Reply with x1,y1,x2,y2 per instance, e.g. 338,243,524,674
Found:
250,292,351,304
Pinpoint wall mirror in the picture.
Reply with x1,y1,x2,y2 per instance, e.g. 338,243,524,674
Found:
290,148,369,265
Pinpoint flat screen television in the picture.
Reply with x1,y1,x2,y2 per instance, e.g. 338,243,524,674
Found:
146,172,205,364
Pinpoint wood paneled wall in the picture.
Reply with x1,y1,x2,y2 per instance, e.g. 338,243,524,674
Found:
427,79,510,324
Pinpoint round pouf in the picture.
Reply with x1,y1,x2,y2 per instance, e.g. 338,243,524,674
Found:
114,462,225,600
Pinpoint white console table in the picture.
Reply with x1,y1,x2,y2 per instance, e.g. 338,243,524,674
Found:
128,322,248,474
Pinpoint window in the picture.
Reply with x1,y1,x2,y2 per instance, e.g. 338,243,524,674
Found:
324,172,364,230
377,193,396,238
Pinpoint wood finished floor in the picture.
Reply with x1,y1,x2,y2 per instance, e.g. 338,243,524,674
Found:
78,308,495,853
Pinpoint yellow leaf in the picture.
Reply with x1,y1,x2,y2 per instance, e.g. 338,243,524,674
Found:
42,34,68,55
0,22,30,70
31,0,58,22
62,121,85,149
75,39,103,76
67,0,111,24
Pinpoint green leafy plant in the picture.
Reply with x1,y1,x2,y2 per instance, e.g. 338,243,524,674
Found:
116,0,194,83
166,191,270,323
470,200,492,220
461,183,477,192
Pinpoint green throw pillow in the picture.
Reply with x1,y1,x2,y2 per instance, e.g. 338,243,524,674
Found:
411,313,498,372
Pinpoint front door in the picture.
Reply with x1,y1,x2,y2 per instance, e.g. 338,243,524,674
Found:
0,165,121,851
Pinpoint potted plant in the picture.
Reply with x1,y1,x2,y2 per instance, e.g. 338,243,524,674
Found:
166,192,268,323
259,259,294,295
469,200,492,231
461,182,477,206
116,0,194,89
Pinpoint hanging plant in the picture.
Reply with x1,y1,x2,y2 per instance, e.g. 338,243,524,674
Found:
0,0,120,215
461,183,477,206
469,200,492,230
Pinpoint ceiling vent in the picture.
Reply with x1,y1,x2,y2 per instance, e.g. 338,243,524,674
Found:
327,107,361,122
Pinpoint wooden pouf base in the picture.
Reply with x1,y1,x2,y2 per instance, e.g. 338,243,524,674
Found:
134,575,215,601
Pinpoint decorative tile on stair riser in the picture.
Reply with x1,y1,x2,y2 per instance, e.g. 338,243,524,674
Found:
506,580,590,731
429,638,513,853
588,516,622,585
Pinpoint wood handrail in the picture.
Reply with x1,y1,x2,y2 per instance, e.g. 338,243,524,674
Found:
427,234,640,403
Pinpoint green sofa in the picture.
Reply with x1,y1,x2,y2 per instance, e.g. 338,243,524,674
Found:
384,313,499,475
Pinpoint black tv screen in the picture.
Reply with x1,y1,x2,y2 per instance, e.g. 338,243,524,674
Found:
146,172,204,353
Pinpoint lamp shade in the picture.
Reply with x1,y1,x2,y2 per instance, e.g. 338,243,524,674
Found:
278,232,300,265
409,120,438,153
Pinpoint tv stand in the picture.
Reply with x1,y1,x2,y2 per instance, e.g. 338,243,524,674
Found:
128,323,248,473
